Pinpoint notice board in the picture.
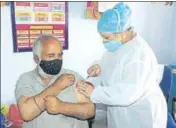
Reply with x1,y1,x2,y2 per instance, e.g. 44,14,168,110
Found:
11,2,68,52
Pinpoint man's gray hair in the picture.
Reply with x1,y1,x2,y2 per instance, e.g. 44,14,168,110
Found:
33,34,59,58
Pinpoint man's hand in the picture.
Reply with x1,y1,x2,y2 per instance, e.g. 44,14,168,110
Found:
76,80,94,98
44,95,95,120
44,95,63,114
54,74,75,91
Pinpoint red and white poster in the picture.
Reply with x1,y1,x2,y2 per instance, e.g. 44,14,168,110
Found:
11,2,68,52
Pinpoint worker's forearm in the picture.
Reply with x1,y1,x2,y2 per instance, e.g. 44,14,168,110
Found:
59,102,95,120
21,83,62,121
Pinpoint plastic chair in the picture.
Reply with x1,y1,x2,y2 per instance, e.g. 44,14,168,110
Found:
160,66,172,101
0,113,5,128
8,104,23,128
159,65,176,128
167,113,176,128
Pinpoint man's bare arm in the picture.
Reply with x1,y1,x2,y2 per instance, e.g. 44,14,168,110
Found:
17,74,75,121
18,83,62,121
44,90,95,120
61,88,95,120
58,101,95,120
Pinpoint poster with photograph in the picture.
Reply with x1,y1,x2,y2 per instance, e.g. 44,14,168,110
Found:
86,2,118,19
86,2,101,19
11,2,68,52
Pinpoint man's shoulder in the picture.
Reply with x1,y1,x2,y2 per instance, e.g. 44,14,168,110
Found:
61,68,79,74
15,69,36,89
61,68,82,78
18,69,36,81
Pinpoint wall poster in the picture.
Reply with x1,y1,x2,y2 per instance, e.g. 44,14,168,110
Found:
86,2,119,20
11,2,68,52
86,2,101,19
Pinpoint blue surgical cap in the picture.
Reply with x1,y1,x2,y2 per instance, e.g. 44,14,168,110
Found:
97,2,132,33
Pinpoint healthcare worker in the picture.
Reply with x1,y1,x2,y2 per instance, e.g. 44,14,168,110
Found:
77,2,167,128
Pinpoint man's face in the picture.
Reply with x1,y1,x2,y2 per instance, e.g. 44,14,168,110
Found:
40,38,63,61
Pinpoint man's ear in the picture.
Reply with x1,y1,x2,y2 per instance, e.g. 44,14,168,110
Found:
33,55,40,64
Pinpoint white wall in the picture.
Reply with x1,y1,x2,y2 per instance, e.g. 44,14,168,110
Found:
1,2,176,104
172,10,176,64
141,2,176,64
128,2,176,64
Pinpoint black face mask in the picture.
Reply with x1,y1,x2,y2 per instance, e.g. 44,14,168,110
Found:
39,59,62,75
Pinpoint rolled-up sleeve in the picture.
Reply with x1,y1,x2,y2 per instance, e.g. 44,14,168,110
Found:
15,74,35,102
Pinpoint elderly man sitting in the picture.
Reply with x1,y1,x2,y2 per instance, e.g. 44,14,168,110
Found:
15,34,95,128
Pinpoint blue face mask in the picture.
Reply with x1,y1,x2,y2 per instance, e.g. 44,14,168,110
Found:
103,40,123,52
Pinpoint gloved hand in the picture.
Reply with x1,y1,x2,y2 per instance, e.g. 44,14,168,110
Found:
87,64,101,77
76,80,94,98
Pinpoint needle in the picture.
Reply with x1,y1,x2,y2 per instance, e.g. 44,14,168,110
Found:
86,75,90,79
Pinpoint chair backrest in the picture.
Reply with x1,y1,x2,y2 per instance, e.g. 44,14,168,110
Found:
8,104,23,128
159,66,172,98
0,113,5,127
